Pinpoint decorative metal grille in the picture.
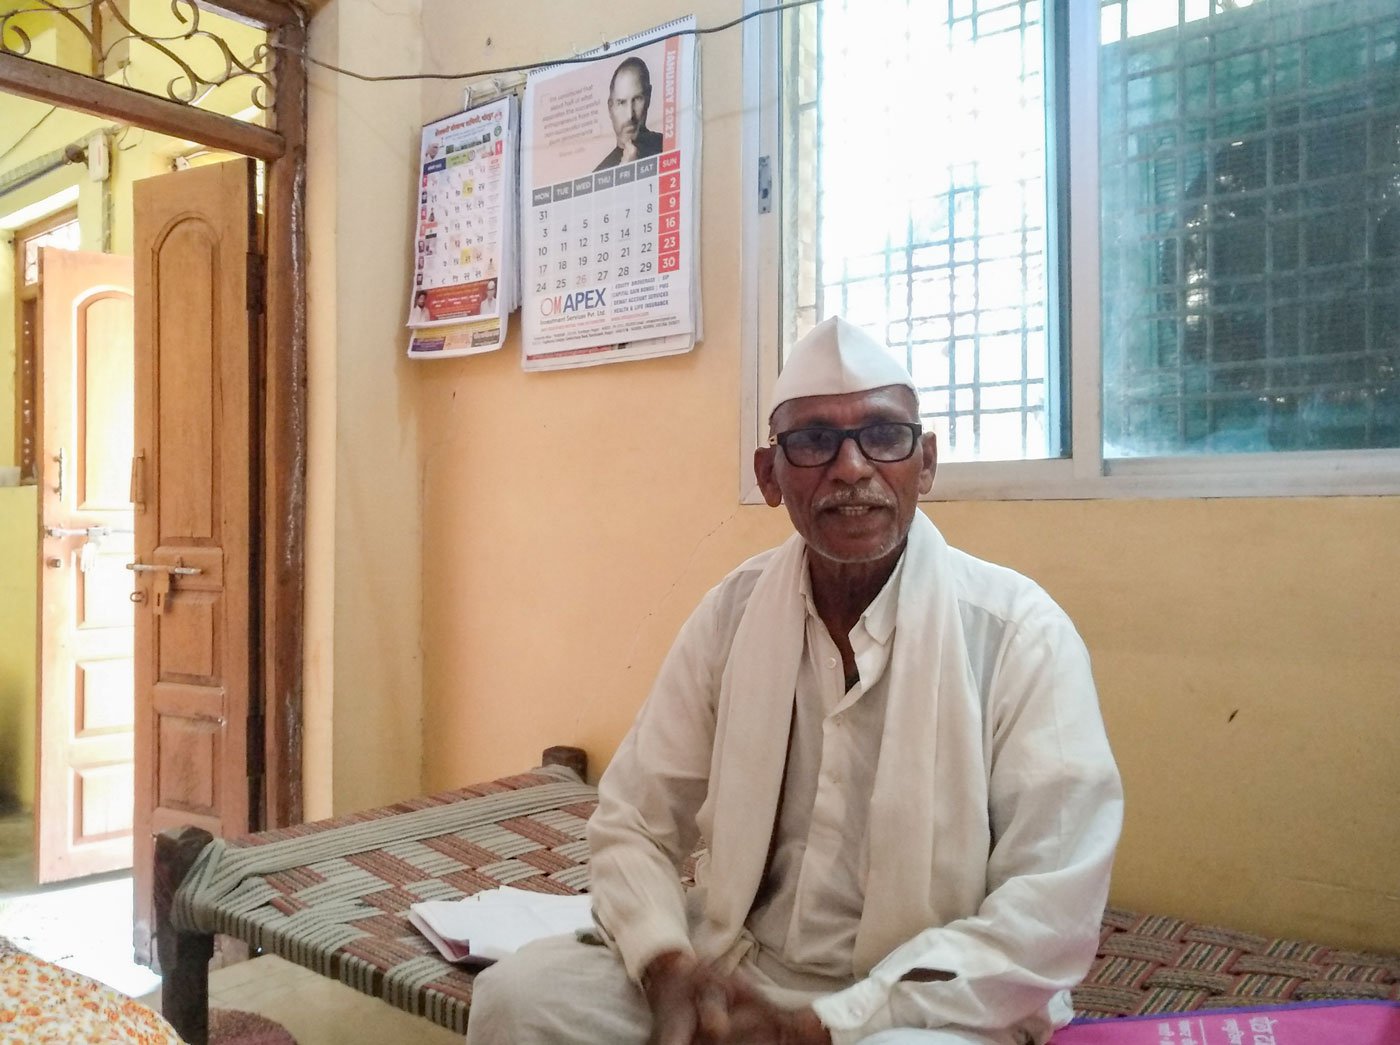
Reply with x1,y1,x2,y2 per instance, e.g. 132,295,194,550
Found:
1,0,274,110
778,0,1055,463
1100,0,1400,455
20,214,81,284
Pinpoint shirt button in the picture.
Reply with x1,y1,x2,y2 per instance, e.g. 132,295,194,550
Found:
826,656,838,669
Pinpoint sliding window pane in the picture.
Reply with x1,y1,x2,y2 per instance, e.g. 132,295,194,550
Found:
1101,0,1400,456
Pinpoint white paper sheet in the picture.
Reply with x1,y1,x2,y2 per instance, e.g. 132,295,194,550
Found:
409,887,594,964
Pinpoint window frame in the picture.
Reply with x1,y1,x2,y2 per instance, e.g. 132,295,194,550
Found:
739,0,1400,502
10,203,81,485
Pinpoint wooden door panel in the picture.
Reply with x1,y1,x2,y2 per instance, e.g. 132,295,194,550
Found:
36,249,136,884
154,224,218,541
132,159,257,966
79,542,137,626
157,716,218,810
78,294,136,510
155,545,224,683
157,599,220,680
77,659,135,732
76,762,135,839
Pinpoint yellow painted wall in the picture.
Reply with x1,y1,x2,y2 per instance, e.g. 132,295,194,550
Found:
0,485,37,808
932,497,1400,952
385,0,1400,955
303,0,426,817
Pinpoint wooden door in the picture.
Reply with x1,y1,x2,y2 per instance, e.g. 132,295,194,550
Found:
35,248,137,883
131,160,260,965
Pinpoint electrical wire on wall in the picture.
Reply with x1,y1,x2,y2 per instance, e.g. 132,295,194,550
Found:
275,0,819,86
0,106,59,167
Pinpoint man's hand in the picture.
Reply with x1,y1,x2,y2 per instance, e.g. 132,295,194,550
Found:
703,975,831,1045
641,951,831,1045
642,950,709,1045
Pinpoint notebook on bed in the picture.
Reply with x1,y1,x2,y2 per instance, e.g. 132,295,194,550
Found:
1050,1000,1400,1044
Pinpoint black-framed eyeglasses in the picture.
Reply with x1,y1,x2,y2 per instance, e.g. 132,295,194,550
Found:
771,422,922,467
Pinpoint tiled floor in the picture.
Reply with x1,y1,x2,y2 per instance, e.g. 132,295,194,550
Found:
140,956,464,1045
0,873,162,997
0,809,160,996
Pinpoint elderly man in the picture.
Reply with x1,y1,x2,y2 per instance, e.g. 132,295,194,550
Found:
467,318,1122,1044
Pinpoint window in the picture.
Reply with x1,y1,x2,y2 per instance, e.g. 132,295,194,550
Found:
12,210,81,484
20,215,81,286
777,0,1059,464
742,0,1400,498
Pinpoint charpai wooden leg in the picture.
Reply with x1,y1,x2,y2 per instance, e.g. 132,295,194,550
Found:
154,825,215,1045
541,745,588,779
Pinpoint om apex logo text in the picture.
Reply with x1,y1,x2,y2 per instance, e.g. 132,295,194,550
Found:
539,287,607,316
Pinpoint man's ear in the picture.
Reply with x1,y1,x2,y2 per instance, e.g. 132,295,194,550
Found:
918,431,938,496
754,447,784,507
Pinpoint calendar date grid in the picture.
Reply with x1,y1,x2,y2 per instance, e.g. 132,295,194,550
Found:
529,150,683,300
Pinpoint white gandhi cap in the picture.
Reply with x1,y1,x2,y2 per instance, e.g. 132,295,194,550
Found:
769,316,916,420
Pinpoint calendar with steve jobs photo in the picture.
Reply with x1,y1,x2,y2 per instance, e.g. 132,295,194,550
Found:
520,16,700,370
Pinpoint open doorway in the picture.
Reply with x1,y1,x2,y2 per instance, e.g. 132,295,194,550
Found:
1,0,309,1001
0,83,267,994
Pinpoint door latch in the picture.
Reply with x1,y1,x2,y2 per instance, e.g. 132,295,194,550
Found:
44,525,135,572
126,561,202,615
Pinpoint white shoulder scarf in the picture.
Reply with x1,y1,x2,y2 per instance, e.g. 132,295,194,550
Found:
693,511,990,977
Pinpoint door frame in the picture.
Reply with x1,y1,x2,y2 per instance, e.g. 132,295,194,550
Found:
1,0,309,828
10,206,80,486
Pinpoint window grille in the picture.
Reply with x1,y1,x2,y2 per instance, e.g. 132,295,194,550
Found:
777,0,1057,462
1100,0,1400,455
21,218,81,285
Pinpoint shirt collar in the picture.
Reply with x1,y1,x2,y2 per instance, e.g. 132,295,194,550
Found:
798,544,905,647
861,548,903,646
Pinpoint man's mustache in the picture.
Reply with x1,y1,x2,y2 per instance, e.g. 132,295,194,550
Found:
814,489,894,511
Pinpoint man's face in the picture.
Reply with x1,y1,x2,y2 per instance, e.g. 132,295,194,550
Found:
754,386,937,568
608,67,651,147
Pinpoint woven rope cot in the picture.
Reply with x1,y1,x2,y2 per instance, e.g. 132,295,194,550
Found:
170,771,1400,1035
1074,906,1400,1019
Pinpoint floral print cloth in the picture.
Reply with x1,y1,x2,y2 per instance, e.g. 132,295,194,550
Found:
0,936,181,1044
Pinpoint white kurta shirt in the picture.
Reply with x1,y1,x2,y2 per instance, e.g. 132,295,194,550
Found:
748,556,898,984
588,523,1123,1044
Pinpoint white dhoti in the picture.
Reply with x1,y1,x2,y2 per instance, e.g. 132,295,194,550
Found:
465,934,1025,1045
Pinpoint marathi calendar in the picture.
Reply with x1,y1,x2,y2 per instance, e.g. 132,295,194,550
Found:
520,16,701,370
407,95,520,359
